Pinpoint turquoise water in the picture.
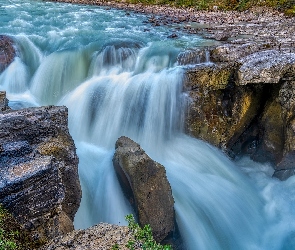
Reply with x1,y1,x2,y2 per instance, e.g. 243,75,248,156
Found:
1,0,295,249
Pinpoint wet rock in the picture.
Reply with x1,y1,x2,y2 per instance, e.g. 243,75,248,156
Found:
0,92,81,242
0,35,16,73
177,49,210,65
254,96,284,164
185,63,263,150
237,50,295,85
167,33,178,39
41,223,141,250
113,136,174,242
0,91,10,112
184,63,233,90
186,84,263,150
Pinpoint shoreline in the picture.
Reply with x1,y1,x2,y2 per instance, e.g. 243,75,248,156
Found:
46,0,295,51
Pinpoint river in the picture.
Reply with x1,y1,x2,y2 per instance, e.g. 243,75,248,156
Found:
1,0,295,249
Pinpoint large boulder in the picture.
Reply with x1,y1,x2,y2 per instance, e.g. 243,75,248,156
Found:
112,136,174,242
184,47,295,180
0,35,16,73
41,223,141,250
0,91,81,242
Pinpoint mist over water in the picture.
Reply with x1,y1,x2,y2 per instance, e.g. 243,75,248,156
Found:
1,0,295,249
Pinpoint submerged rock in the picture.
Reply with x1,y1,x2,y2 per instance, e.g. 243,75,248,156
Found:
0,35,16,73
113,136,174,242
0,91,81,242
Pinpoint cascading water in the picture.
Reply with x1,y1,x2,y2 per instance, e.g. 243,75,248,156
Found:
1,0,295,249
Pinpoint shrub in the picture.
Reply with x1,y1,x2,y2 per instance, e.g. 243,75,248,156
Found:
125,214,171,250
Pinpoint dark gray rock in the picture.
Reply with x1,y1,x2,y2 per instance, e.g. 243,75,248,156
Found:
113,136,174,243
0,91,10,112
0,35,16,73
0,92,81,242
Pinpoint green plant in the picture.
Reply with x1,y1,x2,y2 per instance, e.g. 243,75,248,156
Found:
0,206,18,250
125,214,172,250
112,243,120,250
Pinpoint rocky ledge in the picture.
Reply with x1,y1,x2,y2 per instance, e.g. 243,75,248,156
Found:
41,223,141,250
185,48,295,180
0,91,82,243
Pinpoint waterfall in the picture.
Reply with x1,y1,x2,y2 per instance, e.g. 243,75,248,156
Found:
1,1,295,249
60,43,266,249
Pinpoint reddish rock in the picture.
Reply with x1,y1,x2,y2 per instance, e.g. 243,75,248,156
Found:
0,35,16,73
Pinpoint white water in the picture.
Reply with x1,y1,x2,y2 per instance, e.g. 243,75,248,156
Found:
1,0,295,249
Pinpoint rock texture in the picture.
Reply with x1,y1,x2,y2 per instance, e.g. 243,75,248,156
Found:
41,223,141,250
185,48,295,180
237,50,295,85
0,35,16,73
185,63,263,151
113,136,174,242
0,91,81,242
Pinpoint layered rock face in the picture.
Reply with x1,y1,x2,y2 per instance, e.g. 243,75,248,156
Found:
0,91,81,241
113,136,175,242
0,35,16,73
185,47,295,180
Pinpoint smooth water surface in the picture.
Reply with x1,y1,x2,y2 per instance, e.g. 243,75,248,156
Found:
1,0,295,249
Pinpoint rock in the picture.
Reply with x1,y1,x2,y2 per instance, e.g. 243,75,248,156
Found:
0,92,81,242
184,63,233,90
254,96,284,164
167,33,178,39
177,49,210,65
210,42,262,63
0,35,16,73
113,136,174,242
213,31,230,41
185,64,263,150
41,223,141,250
0,91,10,112
237,50,295,85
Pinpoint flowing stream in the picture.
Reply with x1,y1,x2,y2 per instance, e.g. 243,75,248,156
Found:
1,0,295,249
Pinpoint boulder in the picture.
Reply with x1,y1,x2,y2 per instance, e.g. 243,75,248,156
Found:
237,50,295,85
210,42,262,63
112,136,174,242
0,35,16,73
0,91,81,242
41,223,141,250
